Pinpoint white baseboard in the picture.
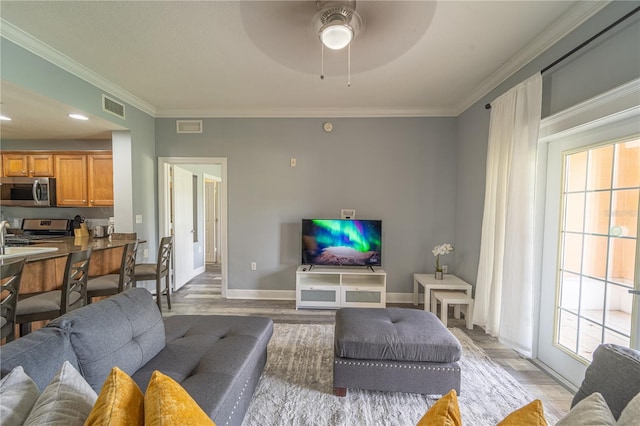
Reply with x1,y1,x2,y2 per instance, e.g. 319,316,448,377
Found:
386,292,421,304
226,289,296,300
225,290,421,304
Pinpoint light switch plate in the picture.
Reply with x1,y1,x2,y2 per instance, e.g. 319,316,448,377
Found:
136,214,143,224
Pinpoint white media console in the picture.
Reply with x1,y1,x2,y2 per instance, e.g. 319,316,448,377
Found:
296,265,387,309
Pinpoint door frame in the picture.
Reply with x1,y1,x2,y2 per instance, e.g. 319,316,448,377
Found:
204,175,221,264
533,78,640,388
158,157,228,297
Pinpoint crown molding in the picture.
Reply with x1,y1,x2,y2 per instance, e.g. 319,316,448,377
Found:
0,1,612,120
1,18,156,117
539,77,640,143
454,1,611,116
155,106,458,119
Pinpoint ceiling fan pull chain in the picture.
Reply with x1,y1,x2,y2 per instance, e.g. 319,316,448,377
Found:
347,44,351,87
320,43,325,80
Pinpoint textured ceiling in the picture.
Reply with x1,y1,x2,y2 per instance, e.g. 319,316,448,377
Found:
0,1,608,138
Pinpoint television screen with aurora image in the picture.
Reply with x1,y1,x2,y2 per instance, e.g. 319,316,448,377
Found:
301,219,382,267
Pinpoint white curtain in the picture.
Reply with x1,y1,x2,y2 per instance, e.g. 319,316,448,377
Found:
472,73,542,357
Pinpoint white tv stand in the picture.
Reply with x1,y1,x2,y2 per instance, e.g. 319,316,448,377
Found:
296,265,386,309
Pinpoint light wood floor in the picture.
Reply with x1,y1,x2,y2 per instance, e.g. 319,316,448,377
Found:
162,264,573,420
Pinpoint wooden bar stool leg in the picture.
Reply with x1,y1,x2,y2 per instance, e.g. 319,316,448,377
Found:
156,278,162,313
165,275,171,310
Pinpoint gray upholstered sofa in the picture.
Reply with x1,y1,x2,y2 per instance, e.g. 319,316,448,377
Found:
0,288,273,426
569,343,640,420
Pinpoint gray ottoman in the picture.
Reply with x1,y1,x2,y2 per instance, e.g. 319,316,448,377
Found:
333,308,462,396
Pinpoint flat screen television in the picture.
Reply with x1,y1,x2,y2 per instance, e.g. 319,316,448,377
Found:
301,219,382,267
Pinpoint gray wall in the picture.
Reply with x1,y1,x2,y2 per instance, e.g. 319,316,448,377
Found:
1,38,158,258
3,2,639,296
156,117,457,294
454,2,640,286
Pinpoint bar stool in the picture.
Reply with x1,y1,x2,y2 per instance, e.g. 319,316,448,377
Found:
16,248,92,337
87,241,138,303
133,236,172,312
1,258,26,342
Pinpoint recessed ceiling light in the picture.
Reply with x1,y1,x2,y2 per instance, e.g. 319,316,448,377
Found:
68,113,89,120
0,115,12,121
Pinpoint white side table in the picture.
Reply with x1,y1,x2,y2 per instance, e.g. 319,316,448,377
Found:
413,274,473,312
431,290,474,329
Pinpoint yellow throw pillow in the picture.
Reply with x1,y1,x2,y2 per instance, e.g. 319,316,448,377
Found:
497,399,547,426
144,370,215,426
416,389,462,426
84,366,144,426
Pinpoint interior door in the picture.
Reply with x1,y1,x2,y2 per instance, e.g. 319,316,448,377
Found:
538,131,639,387
173,165,196,290
205,181,215,263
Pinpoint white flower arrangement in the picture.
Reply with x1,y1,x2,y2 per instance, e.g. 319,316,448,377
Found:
432,243,454,272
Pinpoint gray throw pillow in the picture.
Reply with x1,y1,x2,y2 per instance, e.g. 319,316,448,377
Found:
617,392,640,426
23,361,97,426
0,366,40,425
556,392,615,426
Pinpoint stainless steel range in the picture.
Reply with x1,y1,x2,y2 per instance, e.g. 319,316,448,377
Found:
5,218,74,246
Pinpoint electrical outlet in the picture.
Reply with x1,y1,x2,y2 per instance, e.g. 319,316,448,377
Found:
135,214,143,224
143,249,149,258
251,262,257,270
442,265,448,274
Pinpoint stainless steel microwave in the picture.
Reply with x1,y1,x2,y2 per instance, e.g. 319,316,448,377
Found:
0,177,57,207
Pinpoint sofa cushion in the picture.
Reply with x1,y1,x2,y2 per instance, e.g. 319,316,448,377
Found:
144,370,215,426
335,308,462,362
23,361,97,426
416,389,461,426
572,344,640,420
0,366,40,425
132,315,273,423
618,392,640,426
0,326,78,392
85,366,144,426
497,399,547,426
47,288,165,392
557,392,615,426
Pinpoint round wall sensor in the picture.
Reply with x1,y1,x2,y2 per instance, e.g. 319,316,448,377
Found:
323,122,333,132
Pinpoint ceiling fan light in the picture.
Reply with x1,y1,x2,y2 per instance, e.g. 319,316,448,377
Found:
320,23,353,50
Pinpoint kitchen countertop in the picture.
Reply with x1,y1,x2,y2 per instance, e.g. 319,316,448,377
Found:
13,236,143,263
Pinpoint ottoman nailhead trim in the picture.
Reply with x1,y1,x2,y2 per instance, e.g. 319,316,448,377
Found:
334,359,460,372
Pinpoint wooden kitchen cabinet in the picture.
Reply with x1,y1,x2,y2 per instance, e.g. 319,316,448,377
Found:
2,150,113,207
55,154,88,206
88,154,114,206
2,153,55,177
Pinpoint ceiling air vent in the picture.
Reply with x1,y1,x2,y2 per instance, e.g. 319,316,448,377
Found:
176,120,203,134
102,95,125,119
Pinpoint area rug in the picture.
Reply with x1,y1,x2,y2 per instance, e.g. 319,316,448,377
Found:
242,323,558,426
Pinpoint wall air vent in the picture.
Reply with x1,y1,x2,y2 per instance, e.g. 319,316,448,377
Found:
102,95,126,119
176,120,203,134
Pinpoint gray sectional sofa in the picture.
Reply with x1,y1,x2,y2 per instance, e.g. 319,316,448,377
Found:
571,343,640,420
0,288,273,426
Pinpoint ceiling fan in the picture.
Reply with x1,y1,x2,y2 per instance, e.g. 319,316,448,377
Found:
314,1,362,85
239,1,436,84
315,1,362,50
